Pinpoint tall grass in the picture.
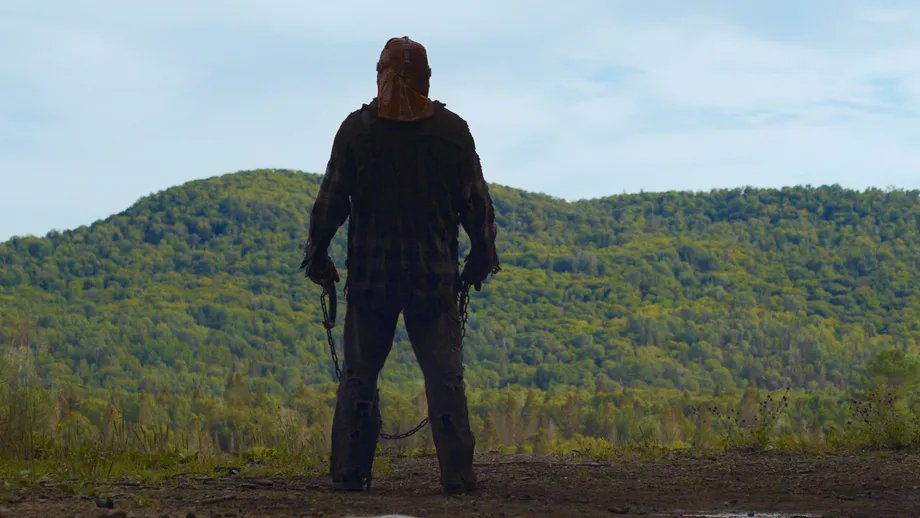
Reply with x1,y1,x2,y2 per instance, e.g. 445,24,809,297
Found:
1,345,919,484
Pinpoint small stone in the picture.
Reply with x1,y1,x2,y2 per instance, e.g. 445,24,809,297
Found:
95,497,114,509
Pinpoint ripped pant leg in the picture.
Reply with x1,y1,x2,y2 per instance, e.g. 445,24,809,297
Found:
329,297,399,487
425,368,476,489
405,300,476,489
330,375,382,487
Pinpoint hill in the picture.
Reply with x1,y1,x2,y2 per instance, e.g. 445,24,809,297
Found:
2,169,920,449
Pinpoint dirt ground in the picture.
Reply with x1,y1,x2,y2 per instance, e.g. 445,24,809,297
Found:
2,451,919,517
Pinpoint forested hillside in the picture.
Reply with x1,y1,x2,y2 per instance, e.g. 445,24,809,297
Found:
1,169,919,450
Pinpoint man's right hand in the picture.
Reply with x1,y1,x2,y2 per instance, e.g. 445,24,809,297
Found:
461,257,491,291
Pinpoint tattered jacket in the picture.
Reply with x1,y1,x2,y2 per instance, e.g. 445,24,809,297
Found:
303,98,499,307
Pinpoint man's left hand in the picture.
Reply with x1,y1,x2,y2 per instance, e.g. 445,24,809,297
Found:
302,254,340,286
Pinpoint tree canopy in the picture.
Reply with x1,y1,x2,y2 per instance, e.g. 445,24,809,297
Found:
2,170,919,400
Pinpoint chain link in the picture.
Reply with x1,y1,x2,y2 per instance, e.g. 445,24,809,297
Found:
320,283,471,440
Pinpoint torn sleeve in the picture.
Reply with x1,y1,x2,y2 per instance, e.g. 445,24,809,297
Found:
458,131,499,278
302,120,354,271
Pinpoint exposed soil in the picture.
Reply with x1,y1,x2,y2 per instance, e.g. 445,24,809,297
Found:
2,451,919,517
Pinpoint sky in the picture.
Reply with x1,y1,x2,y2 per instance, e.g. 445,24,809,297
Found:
1,1,919,241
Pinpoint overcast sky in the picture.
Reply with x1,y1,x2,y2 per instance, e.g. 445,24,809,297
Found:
2,1,919,241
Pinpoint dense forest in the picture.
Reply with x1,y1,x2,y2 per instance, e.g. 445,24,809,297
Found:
1,169,919,456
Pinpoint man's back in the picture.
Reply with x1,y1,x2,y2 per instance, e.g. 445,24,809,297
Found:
308,98,497,306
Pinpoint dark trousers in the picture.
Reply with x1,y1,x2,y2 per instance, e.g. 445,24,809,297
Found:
329,293,476,488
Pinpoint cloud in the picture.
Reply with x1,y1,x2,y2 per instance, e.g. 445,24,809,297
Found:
857,6,914,25
452,8,920,198
2,2,920,240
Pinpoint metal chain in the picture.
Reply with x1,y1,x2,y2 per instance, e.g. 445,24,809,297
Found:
320,283,471,440
378,415,430,441
320,285,342,380
458,283,471,343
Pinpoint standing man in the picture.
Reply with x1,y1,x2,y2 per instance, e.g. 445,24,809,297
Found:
301,36,499,494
